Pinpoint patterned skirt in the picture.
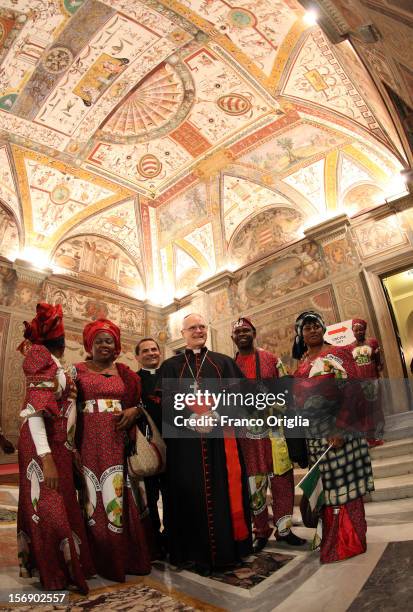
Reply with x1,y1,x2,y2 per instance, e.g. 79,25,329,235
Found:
307,437,374,506
17,420,94,593
78,410,151,582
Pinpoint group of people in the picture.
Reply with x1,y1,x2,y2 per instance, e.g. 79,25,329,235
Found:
7,303,383,592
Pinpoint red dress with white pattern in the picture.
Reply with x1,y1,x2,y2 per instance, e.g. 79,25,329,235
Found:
17,345,94,593
349,339,384,436
74,362,151,582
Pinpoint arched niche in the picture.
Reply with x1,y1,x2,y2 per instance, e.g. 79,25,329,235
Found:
52,234,144,296
229,205,304,266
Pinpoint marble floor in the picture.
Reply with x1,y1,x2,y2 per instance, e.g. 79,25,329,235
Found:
1,485,412,611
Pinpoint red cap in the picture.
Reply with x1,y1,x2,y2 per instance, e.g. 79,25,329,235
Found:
352,318,367,329
232,317,256,332
83,318,121,355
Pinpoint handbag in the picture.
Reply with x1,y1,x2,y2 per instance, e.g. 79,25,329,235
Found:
127,407,166,478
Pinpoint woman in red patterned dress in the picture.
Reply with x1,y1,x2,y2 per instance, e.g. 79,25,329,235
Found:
74,319,151,582
17,303,94,593
292,311,374,563
350,318,385,447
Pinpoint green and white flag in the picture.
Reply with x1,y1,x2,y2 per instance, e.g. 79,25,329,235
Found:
295,443,333,511
297,464,324,512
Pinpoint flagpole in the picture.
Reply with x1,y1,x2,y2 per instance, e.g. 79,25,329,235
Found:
295,443,333,490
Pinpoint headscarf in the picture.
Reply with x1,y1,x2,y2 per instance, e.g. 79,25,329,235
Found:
232,317,256,332
352,318,367,329
292,311,326,360
22,303,64,344
83,318,121,356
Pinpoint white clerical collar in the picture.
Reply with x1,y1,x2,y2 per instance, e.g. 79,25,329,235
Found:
141,367,157,374
192,348,202,354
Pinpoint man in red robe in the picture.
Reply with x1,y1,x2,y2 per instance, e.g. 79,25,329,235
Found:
232,317,306,552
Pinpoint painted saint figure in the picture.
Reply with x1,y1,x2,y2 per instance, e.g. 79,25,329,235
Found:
106,473,124,528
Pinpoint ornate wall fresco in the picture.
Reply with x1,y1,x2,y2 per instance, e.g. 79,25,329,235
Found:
353,215,409,259
222,175,302,242
0,145,21,226
322,234,358,275
61,198,144,279
230,206,304,265
52,236,144,296
254,287,337,369
0,206,19,260
230,240,325,311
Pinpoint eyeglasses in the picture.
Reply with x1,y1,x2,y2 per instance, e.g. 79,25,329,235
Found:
183,325,207,332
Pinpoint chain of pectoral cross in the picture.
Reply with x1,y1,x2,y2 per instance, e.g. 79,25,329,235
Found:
185,350,208,393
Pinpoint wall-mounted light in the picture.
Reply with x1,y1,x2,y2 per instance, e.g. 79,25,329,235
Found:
384,169,412,202
132,287,146,301
303,10,318,26
19,247,50,271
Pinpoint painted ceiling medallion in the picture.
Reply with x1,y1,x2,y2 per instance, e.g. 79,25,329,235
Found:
217,93,252,116
42,47,74,74
50,184,71,205
137,154,162,179
98,61,194,144
227,8,257,29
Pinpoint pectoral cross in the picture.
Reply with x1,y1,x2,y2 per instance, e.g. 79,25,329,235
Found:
189,381,198,393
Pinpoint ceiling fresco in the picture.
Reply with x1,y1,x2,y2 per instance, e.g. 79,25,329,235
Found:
0,0,409,303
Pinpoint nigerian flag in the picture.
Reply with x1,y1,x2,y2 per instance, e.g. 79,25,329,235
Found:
297,465,324,512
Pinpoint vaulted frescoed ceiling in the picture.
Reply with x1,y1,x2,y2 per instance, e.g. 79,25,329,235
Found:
0,0,410,305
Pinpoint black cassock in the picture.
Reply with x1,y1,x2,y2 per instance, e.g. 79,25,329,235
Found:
158,346,252,569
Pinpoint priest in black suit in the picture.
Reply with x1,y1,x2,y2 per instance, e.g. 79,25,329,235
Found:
135,337,166,551
157,313,252,574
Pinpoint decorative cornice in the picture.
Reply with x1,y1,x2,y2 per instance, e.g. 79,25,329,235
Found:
304,214,350,244
13,259,52,283
387,192,413,214
197,270,235,293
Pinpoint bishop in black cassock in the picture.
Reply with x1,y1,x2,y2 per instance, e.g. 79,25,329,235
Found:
157,314,252,572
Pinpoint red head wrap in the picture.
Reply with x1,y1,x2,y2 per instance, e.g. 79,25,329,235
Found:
232,317,256,332
23,303,64,344
83,319,121,356
352,318,367,329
